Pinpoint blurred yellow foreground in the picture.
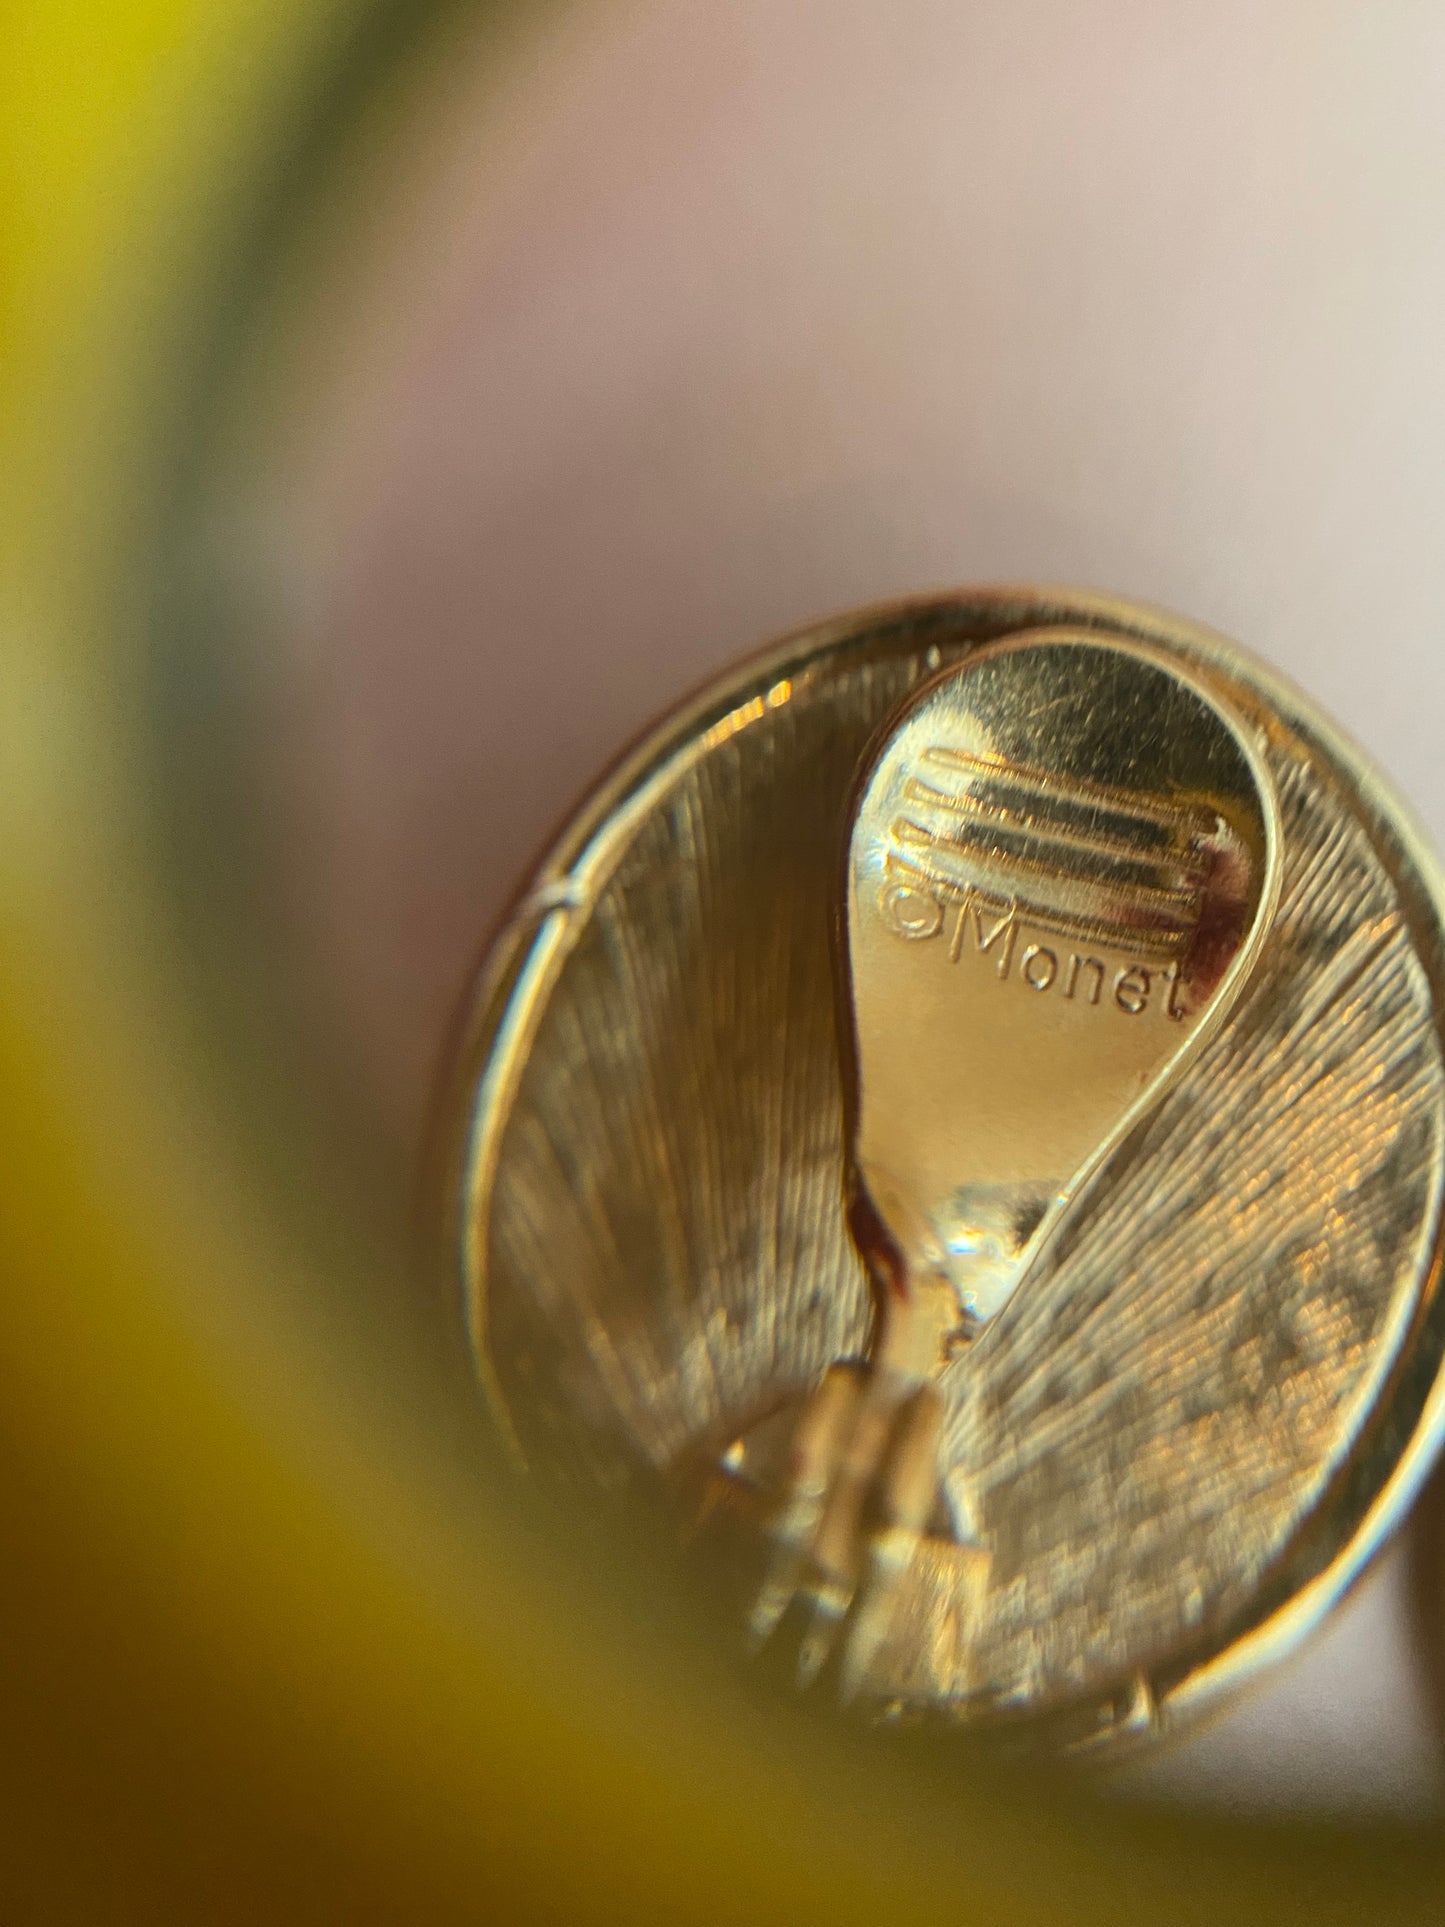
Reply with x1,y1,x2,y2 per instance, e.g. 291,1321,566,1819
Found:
3,4,1443,1920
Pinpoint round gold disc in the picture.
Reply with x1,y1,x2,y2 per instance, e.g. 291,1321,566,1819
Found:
445,587,1445,1751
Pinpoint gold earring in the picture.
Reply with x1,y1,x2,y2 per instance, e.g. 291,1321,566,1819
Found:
446,588,1445,1756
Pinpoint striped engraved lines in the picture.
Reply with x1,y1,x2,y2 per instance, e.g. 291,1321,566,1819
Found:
885,744,1216,963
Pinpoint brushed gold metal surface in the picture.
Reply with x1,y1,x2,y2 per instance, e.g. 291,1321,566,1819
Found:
448,588,1445,1751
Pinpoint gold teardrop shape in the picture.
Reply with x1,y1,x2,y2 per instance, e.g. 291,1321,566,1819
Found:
842,629,1280,1364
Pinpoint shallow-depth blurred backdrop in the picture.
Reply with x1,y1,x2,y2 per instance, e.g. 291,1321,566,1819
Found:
8,1,1445,1918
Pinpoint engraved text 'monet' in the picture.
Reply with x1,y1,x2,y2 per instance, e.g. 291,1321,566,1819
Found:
877,868,1191,1023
